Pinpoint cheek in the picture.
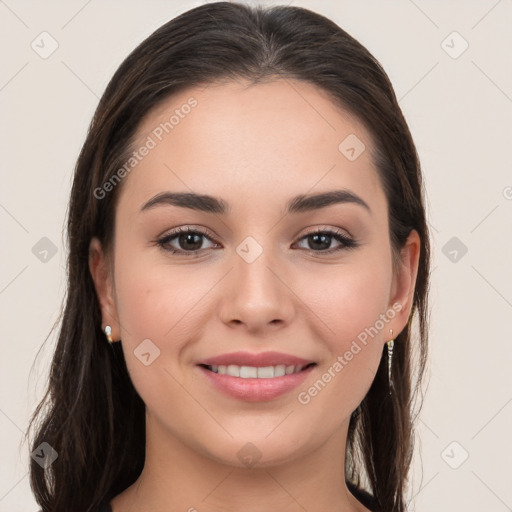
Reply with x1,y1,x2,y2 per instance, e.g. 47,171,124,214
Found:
113,252,205,348
111,257,212,426
293,259,392,412
301,257,392,345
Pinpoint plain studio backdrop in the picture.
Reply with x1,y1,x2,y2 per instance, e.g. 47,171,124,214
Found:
1,1,511,511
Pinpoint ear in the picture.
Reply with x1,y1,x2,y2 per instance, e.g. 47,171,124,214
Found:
388,229,421,339
89,237,120,341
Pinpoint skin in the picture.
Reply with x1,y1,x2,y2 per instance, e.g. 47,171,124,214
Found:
89,78,420,512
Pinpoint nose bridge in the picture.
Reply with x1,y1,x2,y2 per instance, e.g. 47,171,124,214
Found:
219,234,294,331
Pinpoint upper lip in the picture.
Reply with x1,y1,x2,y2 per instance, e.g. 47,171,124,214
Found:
198,351,316,367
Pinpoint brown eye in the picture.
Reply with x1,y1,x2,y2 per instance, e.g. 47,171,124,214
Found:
295,229,357,254
157,227,218,254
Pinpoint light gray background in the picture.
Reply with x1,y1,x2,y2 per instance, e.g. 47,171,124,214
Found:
1,1,511,510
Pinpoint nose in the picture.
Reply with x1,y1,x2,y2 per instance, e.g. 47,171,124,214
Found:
218,245,295,334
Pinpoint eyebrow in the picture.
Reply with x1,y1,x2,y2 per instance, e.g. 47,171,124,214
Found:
141,189,371,215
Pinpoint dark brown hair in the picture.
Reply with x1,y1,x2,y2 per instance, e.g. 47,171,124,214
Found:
27,3,430,511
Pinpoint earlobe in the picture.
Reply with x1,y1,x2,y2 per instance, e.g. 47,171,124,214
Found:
389,229,421,336
88,237,120,341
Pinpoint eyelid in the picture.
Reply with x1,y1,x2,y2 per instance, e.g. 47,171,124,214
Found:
297,224,354,241
156,224,216,241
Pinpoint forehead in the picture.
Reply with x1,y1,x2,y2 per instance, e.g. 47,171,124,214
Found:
119,79,384,216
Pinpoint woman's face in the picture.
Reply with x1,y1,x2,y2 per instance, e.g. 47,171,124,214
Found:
90,79,418,468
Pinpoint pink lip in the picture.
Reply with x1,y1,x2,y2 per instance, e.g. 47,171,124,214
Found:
197,364,316,402
198,350,315,367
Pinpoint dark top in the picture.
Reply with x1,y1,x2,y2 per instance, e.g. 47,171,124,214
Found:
93,482,379,511
348,482,380,511
94,494,113,512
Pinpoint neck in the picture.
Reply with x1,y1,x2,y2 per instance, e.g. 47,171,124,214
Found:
111,413,368,512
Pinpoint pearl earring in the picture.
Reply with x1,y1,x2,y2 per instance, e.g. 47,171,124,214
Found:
104,325,113,343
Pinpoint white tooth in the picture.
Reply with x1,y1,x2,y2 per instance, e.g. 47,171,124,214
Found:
274,364,286,377
257,366,275,378
226,364,240,377
240,366,258,378
210,363,307,378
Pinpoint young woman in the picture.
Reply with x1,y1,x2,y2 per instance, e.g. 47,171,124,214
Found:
27,2,430,511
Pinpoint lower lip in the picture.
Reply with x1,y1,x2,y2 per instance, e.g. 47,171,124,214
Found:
197,364,316,402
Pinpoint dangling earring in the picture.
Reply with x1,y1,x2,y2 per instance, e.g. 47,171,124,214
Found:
104,325,113,343
387,329,394,395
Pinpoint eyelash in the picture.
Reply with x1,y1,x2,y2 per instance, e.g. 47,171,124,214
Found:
155,226,358,257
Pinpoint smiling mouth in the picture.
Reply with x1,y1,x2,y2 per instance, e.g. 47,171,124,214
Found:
199,362,317,379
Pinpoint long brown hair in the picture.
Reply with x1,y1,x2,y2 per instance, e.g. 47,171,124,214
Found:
27,3,430,511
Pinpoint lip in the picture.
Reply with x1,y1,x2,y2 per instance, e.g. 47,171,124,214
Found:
197,363,316,402
198,350,315,367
